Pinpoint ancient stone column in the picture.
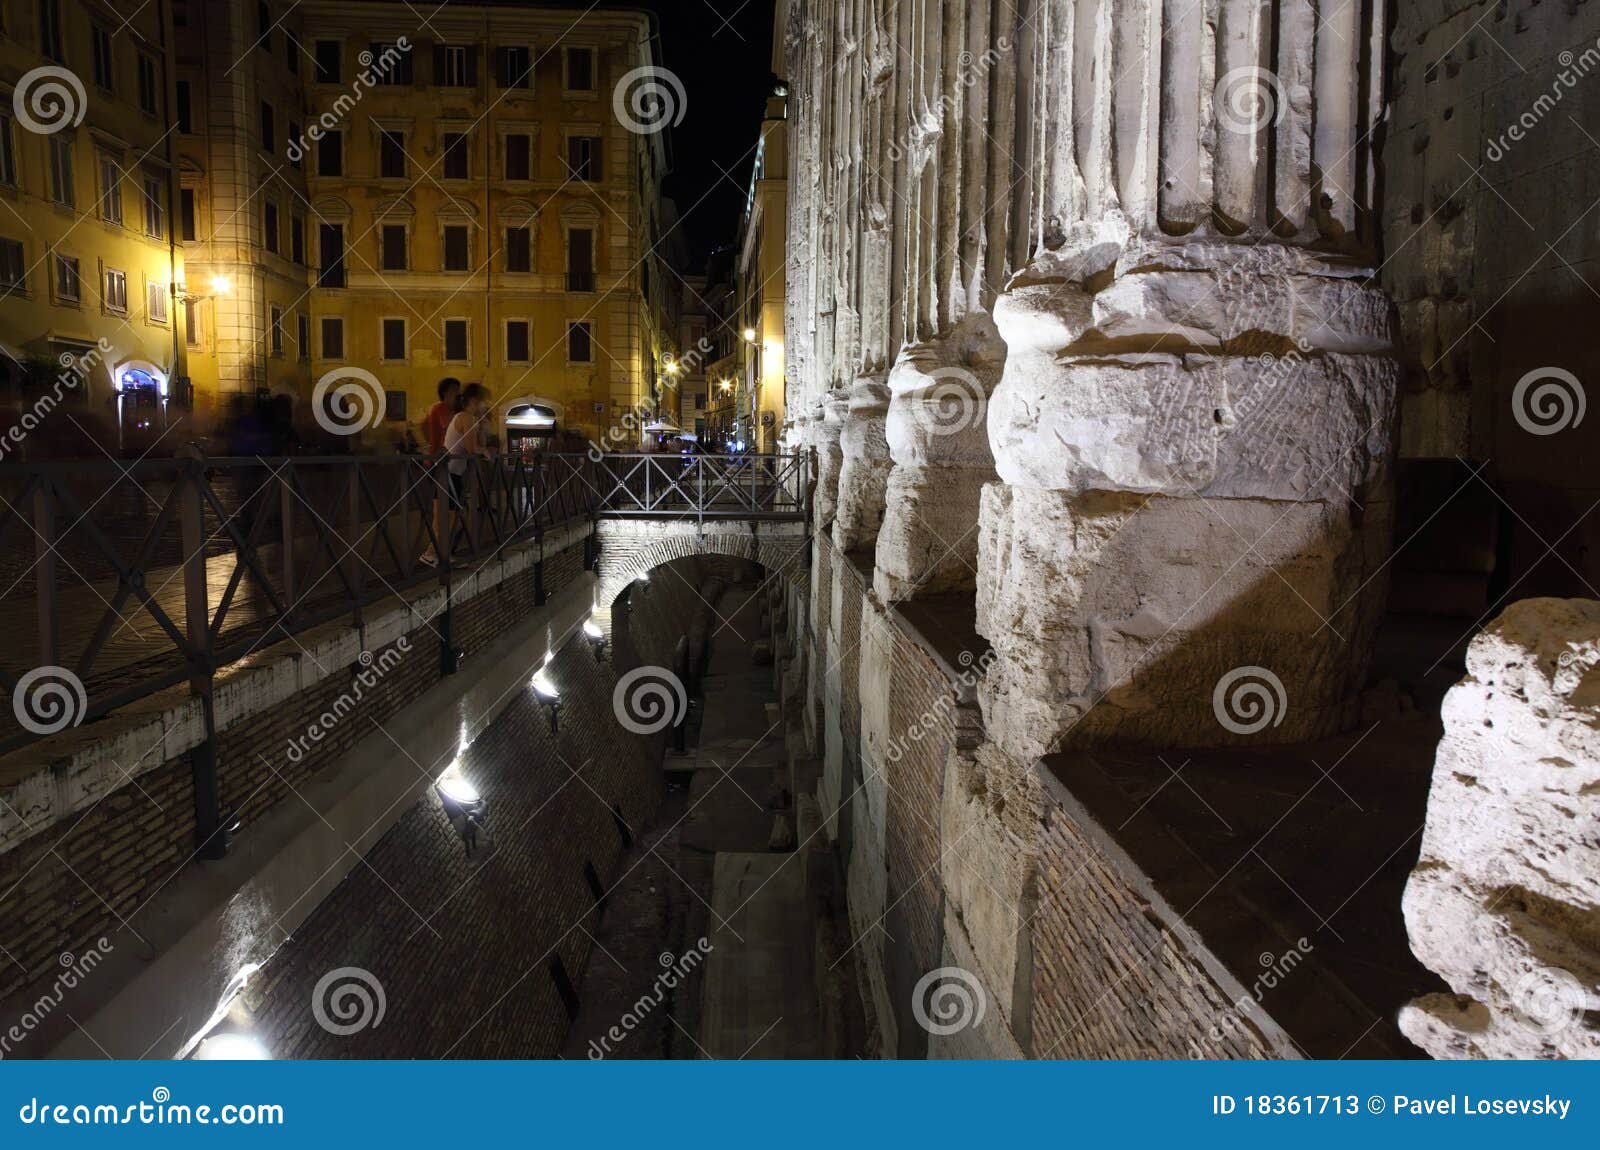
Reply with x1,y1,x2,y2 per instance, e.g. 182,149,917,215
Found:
1400,598,1600,1060
832,377,893,555
977,0,1400,762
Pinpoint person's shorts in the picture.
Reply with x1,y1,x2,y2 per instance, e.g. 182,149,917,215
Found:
448,469,467,509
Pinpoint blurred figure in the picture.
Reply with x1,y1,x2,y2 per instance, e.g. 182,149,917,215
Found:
418,378,461,567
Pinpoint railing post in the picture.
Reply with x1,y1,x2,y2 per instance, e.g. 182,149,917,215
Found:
279,467,296,611
33,479,59,668
180,462,225,860
346,463,363,628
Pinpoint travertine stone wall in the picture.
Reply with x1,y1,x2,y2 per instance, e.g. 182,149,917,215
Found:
1401,598,1600,1060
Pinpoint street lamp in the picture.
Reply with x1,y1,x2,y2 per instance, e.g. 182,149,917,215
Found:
742,327,757,343
437,762,488,857
531,665,561,732
176,275,233,303
583,617,608,660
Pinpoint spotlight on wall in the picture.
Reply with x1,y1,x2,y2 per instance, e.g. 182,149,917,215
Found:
531,666,562,733
193,1032,271,1061
742,327,757,343
437,763,488,857
583,617,608,661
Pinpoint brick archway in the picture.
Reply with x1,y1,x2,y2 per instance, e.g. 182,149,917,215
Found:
594,520,809,606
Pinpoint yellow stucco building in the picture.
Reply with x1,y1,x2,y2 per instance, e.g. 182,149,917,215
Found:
1,0,678,456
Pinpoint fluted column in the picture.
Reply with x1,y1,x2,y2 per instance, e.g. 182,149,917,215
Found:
977,0,1399,762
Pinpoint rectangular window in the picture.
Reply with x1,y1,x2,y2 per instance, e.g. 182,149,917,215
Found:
441,132,469,179
263,201,279,254
92,25,115,90
379,129,405,178
0,240,25,293
564,47,594,91
566,228,594,292
257,2,272,50
321,315,344,359
372,41,413,85
270,305,284,356
184,299,199,346
443,318,468,362
291,215,305,264
104,267,127,313
380,224,406,270
567,321,593,363
381,318,406,362
286,31,301,74
0,116,16,186
54,254,80,302
179,188,197,241
176,81,193,133
317,131,342,176
497,46,531,89
314,39,341,83
504,226,531,272
99,156,122,224
505,319,530,363
318,223,345,287
504,132,531,180
40,0,65,62
289,122,302,167
437,44,475,87
566,135,600,181
442,225,469,271
49,137,73,207
259,102,274,151
297,313,310,359
147,281,168,323
138,53,158,116
385,391,406,423
142,176,164,238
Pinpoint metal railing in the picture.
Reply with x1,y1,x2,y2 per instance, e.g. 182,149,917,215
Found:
0,452,809,754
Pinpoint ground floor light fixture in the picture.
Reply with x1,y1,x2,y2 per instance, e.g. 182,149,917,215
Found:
437,761,488,857
531,664,562,733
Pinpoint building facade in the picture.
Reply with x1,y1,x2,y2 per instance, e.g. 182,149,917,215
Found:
0,0,677,454
734,86,786,454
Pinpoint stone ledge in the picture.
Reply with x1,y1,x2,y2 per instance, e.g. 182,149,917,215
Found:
0,523,593,860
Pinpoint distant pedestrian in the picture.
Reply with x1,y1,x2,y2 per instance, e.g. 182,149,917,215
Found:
429,384,493,563
419,378,462,567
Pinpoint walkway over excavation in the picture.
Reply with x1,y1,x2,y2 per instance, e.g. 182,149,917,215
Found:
0,453,808,750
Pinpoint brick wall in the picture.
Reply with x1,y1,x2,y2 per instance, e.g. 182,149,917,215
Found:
1027,793,1278,1060
0,535,590,1013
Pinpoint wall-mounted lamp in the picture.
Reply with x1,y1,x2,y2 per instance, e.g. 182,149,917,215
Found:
531,666,562,733
583,617,608,661
176,275,233,303
742,327,758,343
193,1032,271,1060
437,764,488,857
